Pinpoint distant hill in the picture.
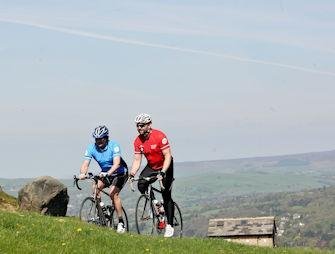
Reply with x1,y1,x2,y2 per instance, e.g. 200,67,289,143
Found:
2,149,335,217
172,149,335,201
175,149,335,177
2,149,335,194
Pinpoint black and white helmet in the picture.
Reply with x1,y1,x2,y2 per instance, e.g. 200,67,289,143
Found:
92,125,109,138
135,113,152,124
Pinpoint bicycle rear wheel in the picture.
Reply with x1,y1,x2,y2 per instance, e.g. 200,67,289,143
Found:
172,202,183,237
108,206,129,232
135,194,155,235
79,197,107,226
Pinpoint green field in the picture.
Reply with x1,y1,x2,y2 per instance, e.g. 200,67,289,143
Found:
0,210,332,254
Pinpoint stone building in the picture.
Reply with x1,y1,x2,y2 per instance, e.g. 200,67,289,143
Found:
207,216,276,247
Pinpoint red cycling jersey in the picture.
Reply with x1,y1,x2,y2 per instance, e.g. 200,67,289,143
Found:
134,129,170,170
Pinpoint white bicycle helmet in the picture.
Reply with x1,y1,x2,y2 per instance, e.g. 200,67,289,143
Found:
134,113,152,124
92,125,109,138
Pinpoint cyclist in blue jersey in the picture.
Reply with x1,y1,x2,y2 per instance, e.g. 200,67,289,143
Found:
79,125,128,233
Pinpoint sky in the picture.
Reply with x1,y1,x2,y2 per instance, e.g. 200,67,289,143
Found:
1,0,335,178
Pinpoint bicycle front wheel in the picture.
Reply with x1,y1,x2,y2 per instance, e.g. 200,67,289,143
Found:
79,197,98,224
135,194,155,235
108,206,129,232
79,197,107,226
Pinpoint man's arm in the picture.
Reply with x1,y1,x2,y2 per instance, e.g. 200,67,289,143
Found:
161,148,172,173
79,160,90,179
107,156,121,176
130,153,142,177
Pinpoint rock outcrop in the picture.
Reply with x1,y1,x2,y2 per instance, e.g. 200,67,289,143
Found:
18,176,69,216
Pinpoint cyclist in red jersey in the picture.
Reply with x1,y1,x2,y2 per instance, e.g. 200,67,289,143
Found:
130,113,175,237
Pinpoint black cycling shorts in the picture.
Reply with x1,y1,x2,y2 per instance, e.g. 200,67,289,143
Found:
102,173,128,190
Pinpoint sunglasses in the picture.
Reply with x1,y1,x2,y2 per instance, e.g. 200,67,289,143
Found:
95,137,107,144
136,123,147,128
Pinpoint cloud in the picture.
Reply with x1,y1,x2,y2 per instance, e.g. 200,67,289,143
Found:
1,18,335,77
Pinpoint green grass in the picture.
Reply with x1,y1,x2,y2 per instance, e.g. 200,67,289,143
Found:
0,211,333,254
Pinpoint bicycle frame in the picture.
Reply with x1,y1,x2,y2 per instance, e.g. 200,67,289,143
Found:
74,174,110,225
131,176,183,237
130,176,165,193
131,176,165,215
74,173,129,230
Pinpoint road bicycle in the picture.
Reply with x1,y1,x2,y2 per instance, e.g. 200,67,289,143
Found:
74,172,129,232
130,176,183,237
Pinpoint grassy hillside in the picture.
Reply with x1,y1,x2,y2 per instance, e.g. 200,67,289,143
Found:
3,181,335,250
0,210,332,254
0,188,17,211
1,149,335,250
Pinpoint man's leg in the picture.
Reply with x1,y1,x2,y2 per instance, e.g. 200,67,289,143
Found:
96,180,105,200
162,163,174,226
110,175,127,233
162,160,175,237
110,186,122,218
138,165,157,197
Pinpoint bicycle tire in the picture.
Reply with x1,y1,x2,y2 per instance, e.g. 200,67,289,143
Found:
172,202,183,238
79,197,107,226
154,201,183,237
109,206,129,232
135,194,155,235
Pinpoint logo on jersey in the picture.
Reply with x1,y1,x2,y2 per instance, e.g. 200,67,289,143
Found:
162,138,168,145
140,145,144,152
151,144,157,149
114,146,120,153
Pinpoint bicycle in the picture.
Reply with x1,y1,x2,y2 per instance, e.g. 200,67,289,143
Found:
130,176,183,237
73,172,129,232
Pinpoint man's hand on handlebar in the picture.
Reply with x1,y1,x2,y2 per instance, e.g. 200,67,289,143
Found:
157,171,165,181
128,173,135,182
78,173,87,180
102,174,111,185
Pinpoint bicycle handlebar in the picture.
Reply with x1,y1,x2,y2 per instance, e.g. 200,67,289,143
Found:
129,175,165,192
73,172,100,190
73,175,81,190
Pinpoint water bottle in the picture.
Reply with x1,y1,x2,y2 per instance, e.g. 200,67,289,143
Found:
158,200,165,214
100,201,107,214
157,200,166,229
152,199,159,214
105,205,112,218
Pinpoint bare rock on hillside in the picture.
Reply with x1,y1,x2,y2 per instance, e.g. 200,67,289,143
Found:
18,176,69,216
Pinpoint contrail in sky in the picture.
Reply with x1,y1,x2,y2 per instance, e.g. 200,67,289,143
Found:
1,18,335,77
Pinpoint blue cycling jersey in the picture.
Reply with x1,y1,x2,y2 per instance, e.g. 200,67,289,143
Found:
84,140,127,175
